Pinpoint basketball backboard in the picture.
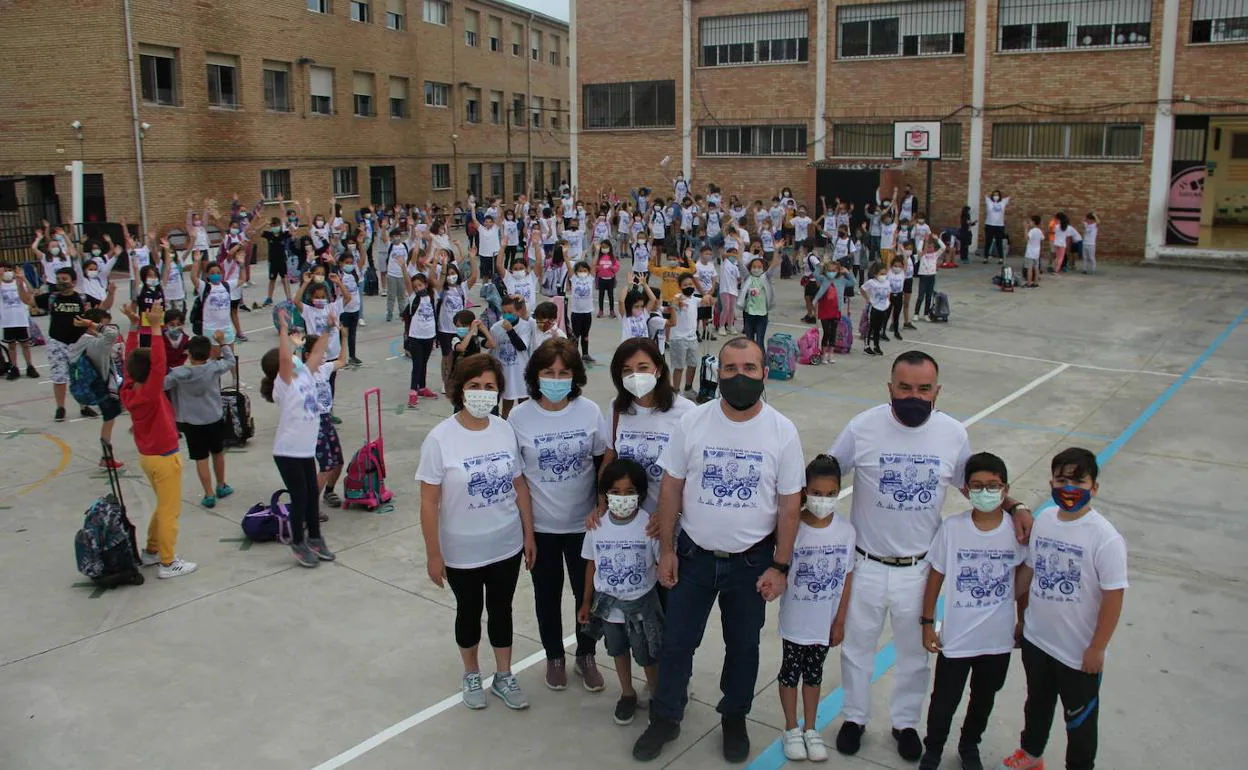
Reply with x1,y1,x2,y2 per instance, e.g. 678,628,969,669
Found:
893,121,942,160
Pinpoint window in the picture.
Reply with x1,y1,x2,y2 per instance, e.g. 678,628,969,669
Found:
1192,0,1248,43
991,122,1144,160
490,90,503,124
530,29,541,60
699,125,808,156
531,96,543,128
353,72,374,116
941,123,963,158
488,16,502,51
838,1,963,58
432,163,451,190
139,45,178,105
422,0,448,25
549,161,560,191
465,9,479,46
701,11,810,66
550,35,561,65
511,22,524,55
206,53,239,108
490,163,504,197
370,166,396,207
998,0,1151,52
582,80,676,130
307,0,329,13
386,0,406,29
310,66,334,114
831,122,963,157
465,87,481,123
424,81,449,107
533,161,544,194
389,76,409,117
351,0,371,22
467,163,482,198
550,98,561,129
261,169,291,202
263,61,291,112
333,167,359,197
513,162,526,196
513,93,525,125
1233,132,1248,159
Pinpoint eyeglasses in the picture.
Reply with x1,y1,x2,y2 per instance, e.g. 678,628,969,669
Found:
967,483,1005,493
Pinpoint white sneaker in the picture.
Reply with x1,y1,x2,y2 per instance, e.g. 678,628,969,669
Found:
782,728,807,761
158,557,197,579
803,729,829,761
139,550,161,567
359,318,368,327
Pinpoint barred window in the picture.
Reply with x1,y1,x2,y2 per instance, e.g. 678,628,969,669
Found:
941,123,963,158
582,80,676,130
992,123,1144,160
333,167,359,197
1192,0,1248,43
431,163,450,190
699,125,808,157
998,0,1151,52
700,11,809,66
838,1,965,58
260,169,291,202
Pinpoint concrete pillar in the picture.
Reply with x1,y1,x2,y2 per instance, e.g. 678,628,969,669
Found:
682,0,692,180
569,0,579,191
71,160,84,225
1145,0,1181,259
814,0,828,160
966,0,988,250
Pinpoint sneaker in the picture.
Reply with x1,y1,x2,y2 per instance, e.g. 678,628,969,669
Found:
544,657,567,690
904,322,917,330
140,550,161,567
893,331,904,341
804,729,829,762
158,557,197,579
323,490,342,508
236,333,249,342
836,722,865,755
408,390,419,409
782,728,807,761
461,671,488,710
348,357,364,368
597,310,604,318
5,368,18,381
722,713,750,763
880,333,890,342
318,512,329,522
201,495,216,508
574,654,605,692
893,727,923,761
54,406,66,422
999,749,1044,769
216,484,234,499
263,298,273,307
632,716,681,762
26,365,39,378
244,280,254,288
99,457,124,471
307,537,336,561
864,348,879,357
614,694,639,725
920,749,942,770
291,542,319,568
583,354,596,364
358,318,367,327
490,671,530,710
81,405,99,418
417,387,438,399
959,746,984,770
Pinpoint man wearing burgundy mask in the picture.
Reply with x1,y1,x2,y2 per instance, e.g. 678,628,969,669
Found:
826,350,1033,763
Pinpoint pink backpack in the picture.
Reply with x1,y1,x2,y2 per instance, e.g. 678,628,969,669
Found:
798,327,821,365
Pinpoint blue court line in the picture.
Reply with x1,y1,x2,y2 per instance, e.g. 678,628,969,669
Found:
746,305,1247,770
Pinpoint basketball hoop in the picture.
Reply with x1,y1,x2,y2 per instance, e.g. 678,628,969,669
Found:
898,151,921,171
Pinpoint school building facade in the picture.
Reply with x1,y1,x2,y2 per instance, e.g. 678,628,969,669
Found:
570,0,1248,259
0,0,570,249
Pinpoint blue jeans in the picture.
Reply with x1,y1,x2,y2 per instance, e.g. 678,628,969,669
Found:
742,312,768,350
651,531,774,722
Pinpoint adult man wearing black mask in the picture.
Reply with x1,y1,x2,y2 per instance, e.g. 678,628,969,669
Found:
633,338,804,764
826,350,1033,764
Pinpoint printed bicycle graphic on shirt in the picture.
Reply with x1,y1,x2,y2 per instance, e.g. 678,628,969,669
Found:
956,563,1011,600
793,556,846,595
464,453,515,504
1034,554,1081,595
618,431,667,481
701,459,762,501
597,549,650,588
537,436,589,478
878,453,942,504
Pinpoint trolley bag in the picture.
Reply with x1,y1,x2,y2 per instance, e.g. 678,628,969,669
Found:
221,356,254,448
696,354,719,404
929,292,951,322
858,304,871,340
74,440,144,588
798,326,821,365
344,387,395,510
363,265,380,296
834,315,854,354
766,332,799,381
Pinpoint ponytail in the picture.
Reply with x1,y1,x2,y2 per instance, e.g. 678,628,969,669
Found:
259,348,281,403
260,377,275,403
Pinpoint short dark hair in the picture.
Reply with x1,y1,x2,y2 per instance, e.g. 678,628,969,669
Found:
187,335,212,362
524,337,587,401
719,336,763,366
598,458,649,502
125,348,151,384
891,350,940,376
1051,447,1098,483
452,309,476,326
610,338,675,415
166,308,186,326
1031,214,1042,226
501,294,518,310
84,308,111,324
450,353,505,412
56,266,76,281
805,454,842,486
533,301,558,321
964,451,1008,485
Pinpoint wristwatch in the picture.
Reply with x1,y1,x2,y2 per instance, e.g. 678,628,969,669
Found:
1006,502,1030,515
919,617,936,626
770,560,791,575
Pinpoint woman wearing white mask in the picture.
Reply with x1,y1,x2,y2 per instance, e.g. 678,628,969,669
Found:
417,353,537,711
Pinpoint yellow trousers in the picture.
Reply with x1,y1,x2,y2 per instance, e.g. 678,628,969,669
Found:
139,453,183,564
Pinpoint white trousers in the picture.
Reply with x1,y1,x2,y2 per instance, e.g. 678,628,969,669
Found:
840,555,930,729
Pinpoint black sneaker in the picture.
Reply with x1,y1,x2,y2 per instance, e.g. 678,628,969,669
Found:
54,406,66,422
904,322,917,330
880,333,890,341
919,748,942,770
26,365,38,378
864,348,879,356
836,721,865,755
633,715,680,762
613,694,638,725
583,354,596,364
958,746,984,770
893,727,923,761
892,330,904,341
721,713,750,763
5,368,18,381
80,405,99,418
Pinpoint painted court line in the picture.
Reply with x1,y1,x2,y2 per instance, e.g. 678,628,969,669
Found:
746,306,1248,770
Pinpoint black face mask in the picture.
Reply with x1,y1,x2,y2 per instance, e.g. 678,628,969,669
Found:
719,374,765,411
681,286,696,297
891,396,934,428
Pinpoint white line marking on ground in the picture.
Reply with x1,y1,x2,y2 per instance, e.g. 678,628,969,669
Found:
310,634,576,770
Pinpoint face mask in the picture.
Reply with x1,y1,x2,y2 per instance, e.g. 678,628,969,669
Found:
1,271,13,282
512,270,526,278
86,269,99,279
342,264,355,273
455,326,470,339
462,388,498,418
969,488,1005,513
90,249,102,258
539,377,573,403
208,273,223,284
601,248,610,255
1051,484,1092,512
805,495,837,520
992,195,1001,201
145,277,160,288
193,221,203,228
446,274,459,286
750,268,763,277
229,228,239,236
718,373,765,411
165,328,184,341
312,298,328,309
891,268,903,275
271,226,282,234
606,494,639,519
877,274,888,282
891,396,933,428
50,247,62,256
681,286,696,297
622,372,657,399
292,355,306,372
502,312,518,323
577,271,589,279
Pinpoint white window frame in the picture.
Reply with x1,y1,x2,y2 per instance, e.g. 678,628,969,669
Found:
422,0,448,25
997,0,1152,52
260,169,292,202
333,167,360,197
698,125,808,157
350,0,371,23
1191,0,1248,43
991,122,1145,161
307,0,329,13
424,81,449,107
701,10,811,66
836,1,965,59
431,163,451,190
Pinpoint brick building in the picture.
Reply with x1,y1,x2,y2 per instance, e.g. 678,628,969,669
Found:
0,0,569,244
571,0,1248,259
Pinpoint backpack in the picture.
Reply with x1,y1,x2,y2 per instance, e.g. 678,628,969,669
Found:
834,315,854,354
780,252,795,279
221,358,254,448
270,299,304,333
363,265,380,296
858,304,871,340
27,319,46,346
696,354,719,404
189,283,211,336
241,490,293,543
766,332,798,380
69,352,108,406
344,387,394,510
798,326,821,365
1000,265,1016,292
74,440,143,588
929,292,951,322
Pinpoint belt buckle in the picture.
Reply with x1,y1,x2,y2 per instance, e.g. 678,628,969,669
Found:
712,549,732,559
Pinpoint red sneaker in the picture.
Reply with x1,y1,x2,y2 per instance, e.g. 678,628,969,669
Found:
1000,749,1045,769
99,457,125,470
417,388,438,399
407,390,419,409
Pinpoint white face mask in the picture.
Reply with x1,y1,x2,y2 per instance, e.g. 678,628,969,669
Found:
145,277,160,288
86,269,100,279
462,389,498,418
805,495,837,520
622,372,657,399
512,270,525,278
446,273,459,285
1,271,13,282
606,493,639,519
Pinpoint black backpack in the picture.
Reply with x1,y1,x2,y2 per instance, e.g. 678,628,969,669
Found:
363,266,380,296
189,283,211,336
221,357,254,447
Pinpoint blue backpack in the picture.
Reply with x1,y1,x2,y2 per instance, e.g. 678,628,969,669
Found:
69,353,108,406
766,332,799,381
241,490,293,543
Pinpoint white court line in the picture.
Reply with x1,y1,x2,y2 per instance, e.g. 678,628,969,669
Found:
311,634,576,770
310,363,1073,769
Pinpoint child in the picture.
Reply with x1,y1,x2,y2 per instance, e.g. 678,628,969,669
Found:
900,234,917,331
1,268,38,379
777,454,855,762
669,273,711,392
1081,212,1099,274
618,278,659,342
162,309,190,370
134,259,165,348
693,247,718,342
165,332,235,508
718,249,740,335
812,261,842,365
532,300,567,348
862,261,891,357
565,260,596,363
449,308,495,378
306,330,348,510
1023,215,1043,289
403,269,440,408
489,295,534,418
999,448,1127,770
577,459,662,728
886,254,907,341
69,307,125,469
919,452,1028,770
595,242,621,319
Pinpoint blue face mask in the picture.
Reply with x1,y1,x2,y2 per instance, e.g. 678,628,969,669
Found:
208,273,223,284
455,326,470,338
539,377,573,403
502,312,518,324
1052,484,1092,512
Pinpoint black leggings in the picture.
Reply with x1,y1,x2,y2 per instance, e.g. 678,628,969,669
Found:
820,317,837,348
778,639,830,688
405,336,436,391
531,531,596,660
868,306,889,349
984,225,1006,260
569,312,592,355
888,293,903,332
445,551,523,649
340,310,359,360
273,455,320,545
597,277,616,313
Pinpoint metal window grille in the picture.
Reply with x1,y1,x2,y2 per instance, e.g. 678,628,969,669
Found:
998,0,1151,51
432,164,450,190
550,162,560,192
991,123,1144,159
490,164,504,197
700,11,809,66
1192,0,1248,42
582,80,676,130
261,170,291,202
698,125,808,156
468,164,482,198
513,162,526,196
333,167,359,197
424,81,449,107
533,162,544,195
833,123,963,157
1173,128,1207,161
838,1,965,58
941,123,963,158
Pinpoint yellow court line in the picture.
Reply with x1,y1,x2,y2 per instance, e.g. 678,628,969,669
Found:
18,432,73,496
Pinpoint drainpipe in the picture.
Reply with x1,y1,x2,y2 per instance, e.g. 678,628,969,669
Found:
1145,0,1180,260
122,0,149,234
966,0,988,253
813,0,827,160
681,0,692,180
569,0,578,191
